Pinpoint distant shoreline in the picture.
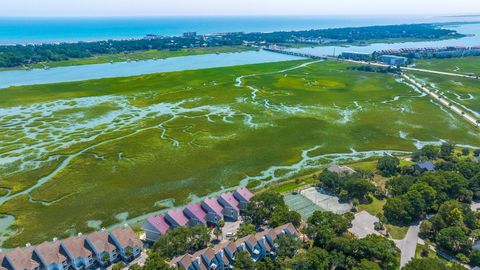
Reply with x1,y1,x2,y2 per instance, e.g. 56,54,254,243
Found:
1,16,479,46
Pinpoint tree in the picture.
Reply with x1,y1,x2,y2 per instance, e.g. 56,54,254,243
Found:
234,251,255,270
352,259,381,270
462,147,470,156
307,211,352,237
318,171,341,193
357,235,400,270
289,247,330,270
270,206,301,228
403,258,459,270
440,142,455,159
412,145,439,161
436,226,471,254
236,223,256,239
383,196,414,225
470,250,480,266
112,262,125,270
387,175,417,196
241,191,285,228
142,252,171,270
214,220,225,241
377,156,400,176
343,178,376,201
275,234,302,259
153,225,210,258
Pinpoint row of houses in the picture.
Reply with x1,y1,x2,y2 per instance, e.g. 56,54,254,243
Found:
169,223,298,270
0,225,142,270
377,45,480,59
143,188,254,242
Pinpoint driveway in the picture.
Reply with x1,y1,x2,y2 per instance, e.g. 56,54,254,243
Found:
394,223,420,268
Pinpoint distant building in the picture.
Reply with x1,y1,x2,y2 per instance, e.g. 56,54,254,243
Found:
169,223,298,269
0,226,142,270
414,161,435,173
327,165,356,176
143,188,254,241
182,32,197,38
379,55,408,66
341,51,372,61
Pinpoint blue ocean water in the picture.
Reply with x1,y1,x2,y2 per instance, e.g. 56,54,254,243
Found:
1,15,480,44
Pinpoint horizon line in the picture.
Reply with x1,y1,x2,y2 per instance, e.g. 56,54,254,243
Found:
1,13,480,18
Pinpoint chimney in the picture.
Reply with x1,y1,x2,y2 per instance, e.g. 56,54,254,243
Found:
77,232,83,237
53,237,58,242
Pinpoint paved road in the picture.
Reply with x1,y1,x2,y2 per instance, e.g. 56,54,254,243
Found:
394,224,420,268
402,74,480,128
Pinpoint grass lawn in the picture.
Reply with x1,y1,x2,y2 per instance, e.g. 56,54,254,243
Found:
1,60,479,247
271,178,317,194
386,224,409,240
415,243,438,259
358,196,386,216
0,46,255,71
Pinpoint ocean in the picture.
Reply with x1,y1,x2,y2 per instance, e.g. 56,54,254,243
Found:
1,15,480,45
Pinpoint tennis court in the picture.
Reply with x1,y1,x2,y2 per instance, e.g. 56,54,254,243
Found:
284,193,322,220
301,187,352,214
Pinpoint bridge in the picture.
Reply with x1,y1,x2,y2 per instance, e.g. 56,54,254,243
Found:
263,47,332,60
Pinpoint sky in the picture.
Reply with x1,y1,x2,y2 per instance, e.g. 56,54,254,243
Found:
1,0,480,17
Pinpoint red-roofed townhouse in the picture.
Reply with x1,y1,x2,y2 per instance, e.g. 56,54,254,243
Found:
143,215,171,242
165,209,189,228
218,192,240,221
233,187,253,210
183,203,207,226
201,197,223,226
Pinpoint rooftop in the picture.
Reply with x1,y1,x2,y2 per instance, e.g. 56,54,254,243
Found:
203,197,224,216
61,234,92,259
111,226,143,249
4,247,40,270
35,240,66,265
86,231,117,253
185,203,207,224
147,215,171,234
167,208,190,227
220,192,240,211
235,187,254,201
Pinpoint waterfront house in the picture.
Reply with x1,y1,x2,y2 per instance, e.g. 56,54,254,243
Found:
110,225,143,261
193,247,225,270
414,161,435,173
169,223,298,269
201,198,224,226
221,242,238,263
3,247,40,270
218,192,240,221
85,230,118,266
165,209,189,228
60,234,94,270
184,203,207,226
237,235,264,261
34,240,68,270
168,254,196,270
143,215,171,242
233,188,254,210
327,165,356,176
